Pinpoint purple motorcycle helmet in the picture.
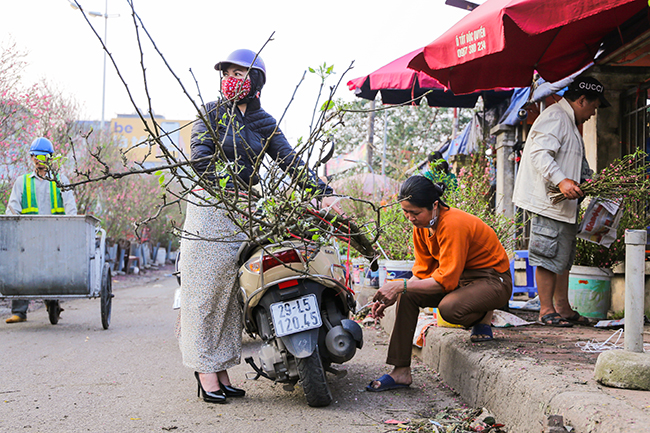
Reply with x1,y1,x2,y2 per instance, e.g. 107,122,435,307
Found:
214,49,266,83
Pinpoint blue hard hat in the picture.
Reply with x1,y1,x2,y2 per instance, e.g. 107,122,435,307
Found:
214,49,266,81
29,137,54,156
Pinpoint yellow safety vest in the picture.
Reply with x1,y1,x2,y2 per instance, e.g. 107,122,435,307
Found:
20,173,65,215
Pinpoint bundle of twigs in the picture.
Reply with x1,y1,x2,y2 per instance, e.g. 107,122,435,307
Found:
547,150,649,204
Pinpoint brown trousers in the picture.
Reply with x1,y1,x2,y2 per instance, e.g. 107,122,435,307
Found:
386,268,512,367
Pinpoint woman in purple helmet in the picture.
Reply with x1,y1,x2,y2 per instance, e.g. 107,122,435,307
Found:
177,49,341,404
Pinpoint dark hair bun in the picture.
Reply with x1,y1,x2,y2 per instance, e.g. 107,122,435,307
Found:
434,182,446,195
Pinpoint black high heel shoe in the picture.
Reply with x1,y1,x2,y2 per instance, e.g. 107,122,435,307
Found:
194,372,226,403
219,380,246,397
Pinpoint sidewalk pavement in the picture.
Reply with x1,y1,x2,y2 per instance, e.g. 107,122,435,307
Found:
380,306,650,433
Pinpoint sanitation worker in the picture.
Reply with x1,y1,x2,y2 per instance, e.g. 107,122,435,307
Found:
4,137,77,324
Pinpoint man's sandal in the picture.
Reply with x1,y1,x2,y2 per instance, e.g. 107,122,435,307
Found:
539,312,573,327
564,312,592,326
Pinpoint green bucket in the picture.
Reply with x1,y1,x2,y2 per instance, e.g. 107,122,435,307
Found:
568,265,612,319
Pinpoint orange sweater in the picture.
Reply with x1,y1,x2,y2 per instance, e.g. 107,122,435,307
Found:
411,207,510,292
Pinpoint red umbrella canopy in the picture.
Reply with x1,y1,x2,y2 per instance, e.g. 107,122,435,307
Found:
348,48,443,91
348,48,511,108
408,0,647,94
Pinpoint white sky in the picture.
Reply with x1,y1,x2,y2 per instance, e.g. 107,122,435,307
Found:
1,0,469,143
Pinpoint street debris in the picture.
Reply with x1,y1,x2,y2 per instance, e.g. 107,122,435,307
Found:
576,328,650,353
576,328,625,352
594,318,625,329
546,415,571,433
491,310,534,328
384,407,507,432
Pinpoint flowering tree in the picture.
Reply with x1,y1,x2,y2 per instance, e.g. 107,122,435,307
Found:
0,40,182,246
0,41,77,212
33,2,380,266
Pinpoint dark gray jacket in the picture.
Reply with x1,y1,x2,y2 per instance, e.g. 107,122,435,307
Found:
190,99,331,194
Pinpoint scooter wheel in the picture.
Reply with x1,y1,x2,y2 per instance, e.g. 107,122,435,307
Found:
297,345,333,407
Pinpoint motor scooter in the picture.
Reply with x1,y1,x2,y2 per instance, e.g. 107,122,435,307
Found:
238,233,365,407
174,211,377,406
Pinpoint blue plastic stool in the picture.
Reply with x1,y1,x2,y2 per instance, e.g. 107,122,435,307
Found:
509,250,537,299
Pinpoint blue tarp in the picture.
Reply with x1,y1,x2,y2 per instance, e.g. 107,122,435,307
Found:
437,67,591,159
499,88,531,126
446,121,472,158
498,67,588,126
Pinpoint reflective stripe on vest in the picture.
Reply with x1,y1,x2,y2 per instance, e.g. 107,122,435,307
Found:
20,173,66,215
49,179,65,214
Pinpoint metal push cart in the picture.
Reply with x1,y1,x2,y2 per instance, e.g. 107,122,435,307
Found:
0,215,113,329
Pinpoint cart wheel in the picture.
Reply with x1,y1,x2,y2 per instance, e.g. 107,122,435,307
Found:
101,263,113,329
46,301,62,325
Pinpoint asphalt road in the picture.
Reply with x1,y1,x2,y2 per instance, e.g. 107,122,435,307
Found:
0,269,465,433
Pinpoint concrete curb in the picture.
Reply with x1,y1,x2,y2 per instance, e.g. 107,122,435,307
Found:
379,307,650,433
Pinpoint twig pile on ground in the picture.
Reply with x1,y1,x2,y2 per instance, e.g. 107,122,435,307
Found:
400,407,506,432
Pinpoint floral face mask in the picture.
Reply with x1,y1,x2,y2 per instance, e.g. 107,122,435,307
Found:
221,76,252,101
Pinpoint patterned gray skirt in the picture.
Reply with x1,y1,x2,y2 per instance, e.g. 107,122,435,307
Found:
178,200,246,373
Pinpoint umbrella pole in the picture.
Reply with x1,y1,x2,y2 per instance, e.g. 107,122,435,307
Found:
382,110,388,177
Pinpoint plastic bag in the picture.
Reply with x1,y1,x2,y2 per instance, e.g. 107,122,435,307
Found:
576,197,623,247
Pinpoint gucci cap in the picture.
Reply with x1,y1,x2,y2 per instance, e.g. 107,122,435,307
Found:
567,76,610,108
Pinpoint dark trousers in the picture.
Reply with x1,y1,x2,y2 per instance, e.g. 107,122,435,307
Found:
386,268,512,367
11,300,29,318
11,299,59,319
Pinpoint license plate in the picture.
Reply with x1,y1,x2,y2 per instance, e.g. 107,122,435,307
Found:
270,294,322,337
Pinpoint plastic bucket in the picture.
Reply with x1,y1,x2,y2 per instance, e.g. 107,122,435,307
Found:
433,308,464,328
351,258,366,286
568,265,613,319
378,260,415,287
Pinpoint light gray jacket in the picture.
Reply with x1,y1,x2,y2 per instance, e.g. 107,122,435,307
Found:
6,172,77,216
513,98,590,224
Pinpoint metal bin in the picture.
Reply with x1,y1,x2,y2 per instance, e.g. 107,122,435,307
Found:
0,215,112,328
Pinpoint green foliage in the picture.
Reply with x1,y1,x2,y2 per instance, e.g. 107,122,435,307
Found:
320,100,335,112
0,188,6,214
308,62,335,80
376,203,414,260
330,99,473,180
335,141,519,260
332,174,411,260
0,42,184,245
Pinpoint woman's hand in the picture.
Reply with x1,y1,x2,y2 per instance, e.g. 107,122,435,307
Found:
371,280,403,318
320,195,347,218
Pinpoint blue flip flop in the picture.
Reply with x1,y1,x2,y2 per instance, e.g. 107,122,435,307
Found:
470,323,494,343
366,374,410,392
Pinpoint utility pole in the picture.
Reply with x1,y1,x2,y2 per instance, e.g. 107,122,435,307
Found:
367,100,375,168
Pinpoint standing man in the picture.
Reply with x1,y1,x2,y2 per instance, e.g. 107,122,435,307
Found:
513,76,610,327
4,137,77,324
